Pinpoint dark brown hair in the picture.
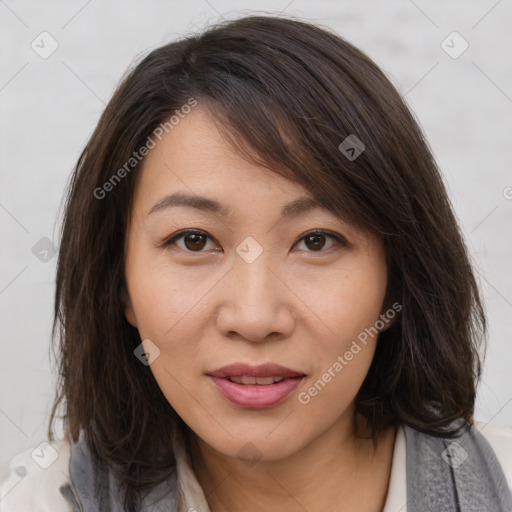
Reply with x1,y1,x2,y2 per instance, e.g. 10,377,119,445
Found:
49,14,486,510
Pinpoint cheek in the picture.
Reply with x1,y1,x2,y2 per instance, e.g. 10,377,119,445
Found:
293,260,386,402
296,347,376,433
126,254,215,390
127,249,215,342
293,306,380,430
297,261,387,348
130,279,211,377
128,278,208,423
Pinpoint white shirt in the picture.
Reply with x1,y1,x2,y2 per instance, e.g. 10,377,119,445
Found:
1,421,511,511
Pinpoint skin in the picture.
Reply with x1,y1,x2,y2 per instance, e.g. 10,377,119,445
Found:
123,106,396,511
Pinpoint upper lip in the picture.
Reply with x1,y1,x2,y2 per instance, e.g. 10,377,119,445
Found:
207,363,306,379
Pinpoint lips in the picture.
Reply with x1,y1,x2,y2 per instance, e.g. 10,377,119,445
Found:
206,363,306,409
207,363,305,379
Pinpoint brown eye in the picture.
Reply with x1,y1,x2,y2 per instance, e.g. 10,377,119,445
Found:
304,233,327,251
183,233,207,251
295,230,343,252
163,230,216,252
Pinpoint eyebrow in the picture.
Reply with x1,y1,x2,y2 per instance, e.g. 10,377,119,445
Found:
147,192,323,220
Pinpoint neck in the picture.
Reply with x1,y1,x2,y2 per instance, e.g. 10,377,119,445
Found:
186,411,397,512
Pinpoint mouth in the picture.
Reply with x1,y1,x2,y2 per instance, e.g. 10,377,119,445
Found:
225,375,288,385
206,363,306,409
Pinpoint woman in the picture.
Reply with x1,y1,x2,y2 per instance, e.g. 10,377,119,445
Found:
1,14,511,512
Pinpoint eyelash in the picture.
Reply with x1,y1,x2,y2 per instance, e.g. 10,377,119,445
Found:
160,229,347,254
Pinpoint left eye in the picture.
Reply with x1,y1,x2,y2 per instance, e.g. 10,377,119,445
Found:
162,229,344,253
294,230,342,252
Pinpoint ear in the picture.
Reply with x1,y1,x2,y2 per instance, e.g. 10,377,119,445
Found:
121,285,138,328
378,301,401,332
379,315,396,332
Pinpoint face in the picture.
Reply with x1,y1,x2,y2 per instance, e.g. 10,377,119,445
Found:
123,106,389,462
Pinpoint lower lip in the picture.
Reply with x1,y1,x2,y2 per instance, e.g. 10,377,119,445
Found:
208,376,304,409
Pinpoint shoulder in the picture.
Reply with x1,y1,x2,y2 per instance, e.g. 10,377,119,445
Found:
0,437,74,512
475,420,512,489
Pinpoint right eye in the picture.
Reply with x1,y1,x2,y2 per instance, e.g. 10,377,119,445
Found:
162,229,220,252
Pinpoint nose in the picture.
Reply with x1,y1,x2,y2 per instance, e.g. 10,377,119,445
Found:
215,252,296,343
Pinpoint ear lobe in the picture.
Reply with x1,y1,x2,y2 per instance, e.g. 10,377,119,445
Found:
121,286,138,328
379,301,401,332
380,314,396,332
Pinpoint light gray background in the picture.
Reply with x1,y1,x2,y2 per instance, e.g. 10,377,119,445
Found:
1,0,511,480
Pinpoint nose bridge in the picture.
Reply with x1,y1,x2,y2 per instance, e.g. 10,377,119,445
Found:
233,245,278,310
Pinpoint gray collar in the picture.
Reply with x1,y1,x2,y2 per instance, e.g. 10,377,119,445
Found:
405,419,512,511
64,420,512,511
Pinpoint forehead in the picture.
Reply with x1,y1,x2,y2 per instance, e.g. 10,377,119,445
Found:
133,106,322,215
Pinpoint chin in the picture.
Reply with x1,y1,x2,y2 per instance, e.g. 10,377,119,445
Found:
192,420,309,463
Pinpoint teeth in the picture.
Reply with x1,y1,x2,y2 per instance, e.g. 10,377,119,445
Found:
228,375,286,385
